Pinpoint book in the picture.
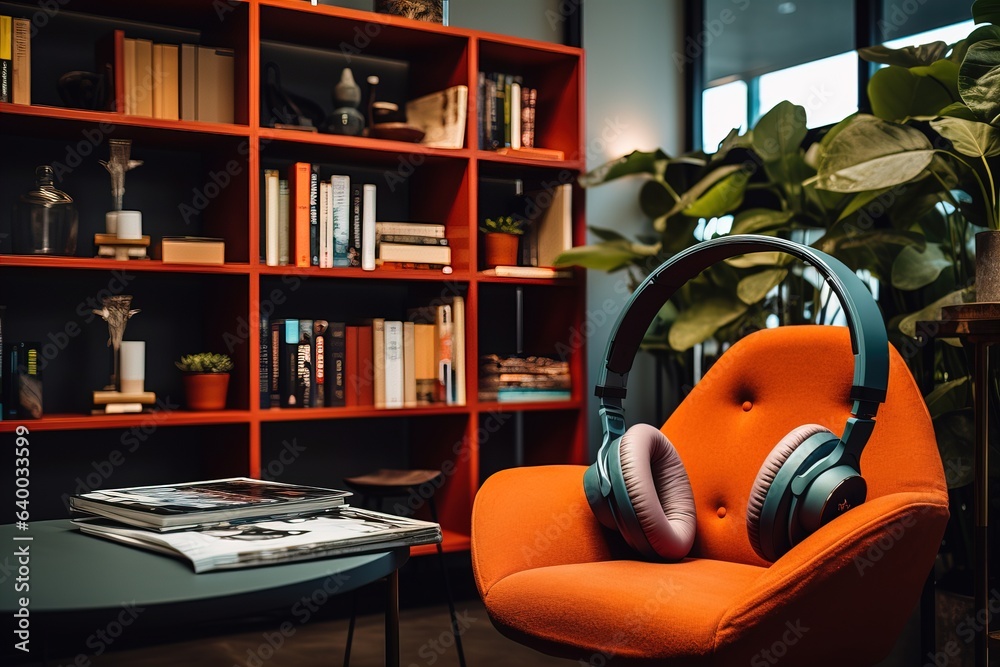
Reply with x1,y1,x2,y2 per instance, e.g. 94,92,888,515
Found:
96,30,125,112
503,74,512,147
495,147,564,160
375,261,453,273
510,80,521,150
331,175,350,267
296,319,314,407
483,266,571,279
69,477,351,531
437,303,453,404
319,180,331,268
378,243,451,265
375,222,446,238
74,506,440,573
451,296,466,406
123,37,136,115
497,388,571,402
362,184,377,271
377,234,449,246
533,183,573,267
309,165,320,266
344,325,360,407
269,320,281,407
264,169,280,266
92,390,157,405
278,178,290,265
273,319,299,407
384,320,404,408
259,314,270,409
0,16,11,103
156,237,225,264
405,85,468,149
313,320,327,407
179,43,197,120
414,323,436,405
160,43,179,120
403,321,416,408
134,38,153,117
348,183,363,267
11,17,28,105
152,43,163,118
289,162,311,267
196,46,234,123
372,318,385,407
356,324,374,406
329,322,346,407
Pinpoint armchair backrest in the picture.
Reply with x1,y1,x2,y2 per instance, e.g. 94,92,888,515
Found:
661,325,947,567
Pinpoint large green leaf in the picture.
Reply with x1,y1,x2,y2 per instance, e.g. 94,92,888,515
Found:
972,0,1000,26
858,42,948,68
959,40,1000,124
729,208,794,235
668,297,747,351
868,60,960,122
937,101,979,121
554,241,642,271
815,115,935,192
587,226,628,242
753,101,807,162
578,149,668,187
924,377,971,419
737,269,787,304
891,242,953,289
682,171,749,218
897,287,972,337
654,164,744,226
930,116,1000,157
639,180,676,218
709,127,753,162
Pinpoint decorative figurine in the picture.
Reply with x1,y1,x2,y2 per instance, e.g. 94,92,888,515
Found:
325,67,365,136
100,139,143,214
12,165,79,256
93,295,140,391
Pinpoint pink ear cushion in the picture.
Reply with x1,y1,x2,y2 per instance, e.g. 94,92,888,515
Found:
746,424,832,558
618,424,696,560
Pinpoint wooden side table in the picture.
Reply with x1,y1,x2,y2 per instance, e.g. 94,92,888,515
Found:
918,304,1000,667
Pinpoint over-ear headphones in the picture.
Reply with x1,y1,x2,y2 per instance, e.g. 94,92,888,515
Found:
583,235,889,562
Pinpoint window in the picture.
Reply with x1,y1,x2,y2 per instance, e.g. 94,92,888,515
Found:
701,80,747,152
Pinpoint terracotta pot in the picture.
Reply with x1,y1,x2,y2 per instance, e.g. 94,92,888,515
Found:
976,230,1000,302
182,373,230,411
484,232,520,268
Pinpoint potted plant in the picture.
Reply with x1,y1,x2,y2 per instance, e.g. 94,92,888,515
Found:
176,352,233,411
480,215,523,268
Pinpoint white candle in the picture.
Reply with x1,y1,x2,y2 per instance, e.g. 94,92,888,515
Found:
116,210,142,240
120,340,145,393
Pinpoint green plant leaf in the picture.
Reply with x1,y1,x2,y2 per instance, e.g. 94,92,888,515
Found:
752,100,808,164
891,242,953,289
729,208,794,235
858,42,949,68
972,0,1000,26
959,40,1000,124
553,242,639,271
587,226,628,242
659,164,743,219
815,115,935,192
924,376,971,419
681,171,749,218
935,408,975,488
639,179,676,218
931,116,1000,157
835,187,893,222
578,149,668,187
709,127,753,161
937,101,979,120
668,297,747,351
868,60,960,122
737,268,788,304
897,287,973,337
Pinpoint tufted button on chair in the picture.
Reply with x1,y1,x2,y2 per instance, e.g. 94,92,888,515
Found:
471,326,949,666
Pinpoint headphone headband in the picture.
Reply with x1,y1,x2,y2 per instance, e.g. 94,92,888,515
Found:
596,235,889,420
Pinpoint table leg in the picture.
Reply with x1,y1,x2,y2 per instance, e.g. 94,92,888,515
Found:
385,570,400,667
974,343,990,667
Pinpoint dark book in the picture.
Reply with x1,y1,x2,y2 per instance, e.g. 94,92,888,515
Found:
356,324,374,406
377,234,449,246
296,319,314,408
477,70,486,149
313,320,328,407
272,319,299,408
0,16,9,103
309,165,320,266
491,72,503,150
10,342,41,419
69,477,351,531
503,73,513,148
329,322,346,407
259,313,270,409
348,183,364,267
95,30,125,112
345,325,360,407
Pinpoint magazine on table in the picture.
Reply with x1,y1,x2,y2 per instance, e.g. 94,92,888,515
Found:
73,506,441,573
69,477,351,531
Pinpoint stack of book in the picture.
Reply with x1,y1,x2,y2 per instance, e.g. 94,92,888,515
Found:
479,354,571,402
376,221,451,272
477,71,560,160
98,30,234,122
261,296,466,410
70,478,440,573
0,15,30,104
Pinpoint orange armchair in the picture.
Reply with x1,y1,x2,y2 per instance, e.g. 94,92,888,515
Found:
472,326,949,666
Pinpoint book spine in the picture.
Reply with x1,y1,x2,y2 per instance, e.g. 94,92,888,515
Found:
179,43,197,121
297,320,314,407
477,71,485,149
436,305,453,405
521,85,531,149
331,175,350,267
264,169,280,266
269,322,280,408
290,162,311,267
414,323,435,405
329,322,346,407
378,243,451,265
374,223,445,238
11,17,28,105
503,74,512,148
313,320,328,407
160,43,179,120
14,342,41,419
375,261,452,271
403,321,416,408
377,234,449,246
357,325,374,406
348,184,363,267
0,16,11,103
384,321,403,408
372,319,385,408
95,30,125,113
259,314,270,409
344,325,360,407
527,88,537,148
362,185,377,271
152,43,163,119
276,319,299,408
489,73,501,149
510,80,521,150
319,181,331,269
452,297,466,406
309,165,320,266
278,178,289,265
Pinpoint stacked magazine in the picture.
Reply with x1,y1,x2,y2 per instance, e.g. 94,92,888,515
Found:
70,478,441,573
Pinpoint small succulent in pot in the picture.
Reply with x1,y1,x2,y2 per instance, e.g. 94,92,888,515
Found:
176,353,233,411
480,215,524,235
175,353,234,374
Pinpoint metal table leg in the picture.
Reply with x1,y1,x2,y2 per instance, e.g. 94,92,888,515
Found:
974,342,990,667
385,570,400,667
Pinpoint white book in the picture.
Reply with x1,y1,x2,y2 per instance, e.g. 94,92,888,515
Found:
384,321,404,408
511,81,521,150
375,222,446,238
362,184,377,271
437,304,454,405
331,175,350,267
278,179,289,265
451,296,466,406
403,321,416,408
319,181,331,268
265,169,279,266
